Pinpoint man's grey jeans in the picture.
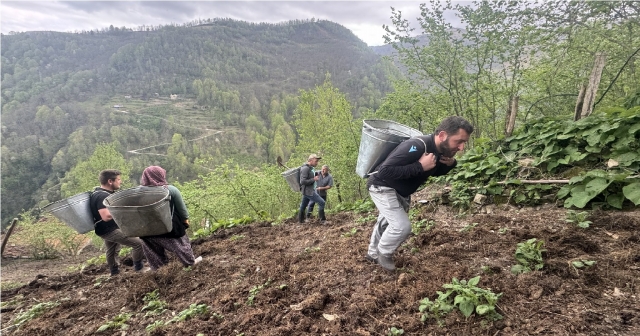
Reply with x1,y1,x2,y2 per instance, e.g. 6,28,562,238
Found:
99,228,145,269
367,185,411,258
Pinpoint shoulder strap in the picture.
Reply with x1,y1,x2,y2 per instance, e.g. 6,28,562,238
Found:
368,135,430,176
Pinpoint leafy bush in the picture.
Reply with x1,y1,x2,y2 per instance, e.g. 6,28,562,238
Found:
180,162,300,228
511,238,546,274
419,276,502,326
439,111,640,209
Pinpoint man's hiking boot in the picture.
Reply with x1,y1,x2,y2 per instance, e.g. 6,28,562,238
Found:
376,249,395,272
110,266,120,276
133,260,145,272
365,254,377,264
318,209,329,224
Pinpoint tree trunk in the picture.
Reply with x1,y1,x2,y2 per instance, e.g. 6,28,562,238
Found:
577,52,607,120
574,84,586,121
1,218,19,258
505,96,512,135
505,96,519,137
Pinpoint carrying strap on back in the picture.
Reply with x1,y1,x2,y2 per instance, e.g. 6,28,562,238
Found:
368,136,429,176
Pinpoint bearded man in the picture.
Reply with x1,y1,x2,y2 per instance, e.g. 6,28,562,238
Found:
365,116,473,271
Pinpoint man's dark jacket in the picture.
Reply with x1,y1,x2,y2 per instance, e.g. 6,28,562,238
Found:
367,134,457,197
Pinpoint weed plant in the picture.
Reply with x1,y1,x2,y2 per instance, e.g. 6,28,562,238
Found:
511,238,546,274
412,219,435,235
341,227,358,237
248,279,272,305
141,290,167,317
165,304,210,325
565,210,592,228
97,313,131,332
11,300,61,330
419,276,502,326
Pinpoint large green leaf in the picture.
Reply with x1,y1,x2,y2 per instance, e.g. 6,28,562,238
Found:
565,184,589,208
557,185,573,199
614,152,640,167
566,177,611,208
622,182,640,205
606,193,625,209
458,300,475,317
476,304,492,315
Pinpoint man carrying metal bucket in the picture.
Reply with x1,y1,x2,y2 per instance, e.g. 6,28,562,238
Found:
298,154,330,224
90,169,146,276
365,116,473,271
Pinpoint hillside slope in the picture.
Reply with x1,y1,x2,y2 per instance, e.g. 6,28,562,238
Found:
2,196,638,335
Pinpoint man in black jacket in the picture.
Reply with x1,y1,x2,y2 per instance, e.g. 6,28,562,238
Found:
366,116,473,271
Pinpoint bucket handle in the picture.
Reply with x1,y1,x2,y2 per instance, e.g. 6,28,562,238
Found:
368,137,428,176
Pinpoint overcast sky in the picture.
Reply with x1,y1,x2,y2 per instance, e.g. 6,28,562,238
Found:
0,1,461,46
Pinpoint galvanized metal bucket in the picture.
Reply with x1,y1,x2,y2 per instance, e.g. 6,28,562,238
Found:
42,191,95,234
103,186,172,237
281,167,301,192
355,119,423,178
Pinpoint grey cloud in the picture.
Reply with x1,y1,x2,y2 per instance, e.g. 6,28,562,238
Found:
1,1,459,45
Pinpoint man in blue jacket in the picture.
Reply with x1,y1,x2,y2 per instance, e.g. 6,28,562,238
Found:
366,116,473,271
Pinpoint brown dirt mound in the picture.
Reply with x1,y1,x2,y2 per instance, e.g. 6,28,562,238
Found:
2,203,639,335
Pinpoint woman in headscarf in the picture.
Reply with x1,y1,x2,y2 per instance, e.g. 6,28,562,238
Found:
139,165,202,270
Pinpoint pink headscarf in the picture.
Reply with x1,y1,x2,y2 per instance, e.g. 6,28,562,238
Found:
140,166,168,186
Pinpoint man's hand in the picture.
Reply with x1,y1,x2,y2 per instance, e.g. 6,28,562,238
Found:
439,156,456,166
419,153,437,171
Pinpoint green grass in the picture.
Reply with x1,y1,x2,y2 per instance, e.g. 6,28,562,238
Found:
0,281,25,291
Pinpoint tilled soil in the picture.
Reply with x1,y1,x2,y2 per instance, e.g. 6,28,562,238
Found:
1,195,639,336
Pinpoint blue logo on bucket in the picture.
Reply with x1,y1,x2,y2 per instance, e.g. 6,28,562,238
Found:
409,146,417,152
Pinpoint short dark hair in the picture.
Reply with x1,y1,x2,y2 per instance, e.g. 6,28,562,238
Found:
435,116,474,136
99,169,121,185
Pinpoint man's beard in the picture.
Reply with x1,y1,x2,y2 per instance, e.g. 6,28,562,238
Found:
438,137,456,158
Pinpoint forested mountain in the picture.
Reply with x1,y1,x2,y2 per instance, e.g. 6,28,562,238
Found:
3,1,638,229
1,19,398,226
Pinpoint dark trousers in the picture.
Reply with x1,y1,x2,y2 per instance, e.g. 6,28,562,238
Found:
307,194,327,217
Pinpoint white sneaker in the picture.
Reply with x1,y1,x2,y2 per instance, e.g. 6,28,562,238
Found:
194,256,203,265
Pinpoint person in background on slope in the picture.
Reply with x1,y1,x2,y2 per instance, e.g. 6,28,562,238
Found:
138,166,202,270
90,169,146,276
307,165,334,220
365,116,473,271
298,154,330,224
